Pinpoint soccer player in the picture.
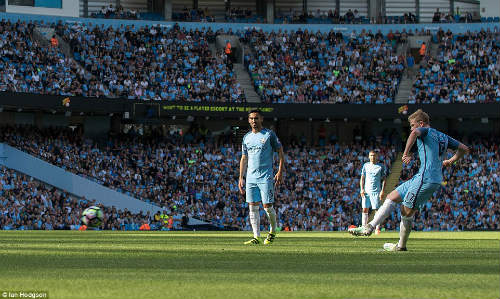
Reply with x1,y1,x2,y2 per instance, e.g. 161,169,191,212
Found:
239,109,285,245
349,109,469,251
359,151,387,235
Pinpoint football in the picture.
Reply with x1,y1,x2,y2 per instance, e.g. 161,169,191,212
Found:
81,206,104,228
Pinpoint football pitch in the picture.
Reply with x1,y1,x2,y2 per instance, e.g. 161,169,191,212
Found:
0,231,498,299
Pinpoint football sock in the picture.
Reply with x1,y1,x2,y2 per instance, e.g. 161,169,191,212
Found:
264,206,277,234
369,199,396,228
398,215,413,248
362,212,369,226
374,210,380,230
249,205,260,238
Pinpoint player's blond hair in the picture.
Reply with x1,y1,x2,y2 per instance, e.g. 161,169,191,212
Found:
408,109,430,125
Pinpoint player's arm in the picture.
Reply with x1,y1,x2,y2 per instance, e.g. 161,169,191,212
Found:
443,139,470,167
238,154,248,194
402,128,423,164
380,165,387,199
359,164,365,197
359,174,365,195
380,178,386,200
274,147,285,187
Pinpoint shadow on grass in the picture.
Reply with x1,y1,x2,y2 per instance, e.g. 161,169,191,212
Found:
1,245,498,275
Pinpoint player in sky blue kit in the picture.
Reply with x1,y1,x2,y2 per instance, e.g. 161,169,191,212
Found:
239,110,285,245
349,109,469,251
360,151,387,235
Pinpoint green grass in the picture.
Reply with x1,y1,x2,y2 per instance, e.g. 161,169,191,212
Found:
0,231,498,299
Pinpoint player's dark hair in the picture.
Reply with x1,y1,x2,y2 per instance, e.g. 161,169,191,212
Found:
248,109,263,116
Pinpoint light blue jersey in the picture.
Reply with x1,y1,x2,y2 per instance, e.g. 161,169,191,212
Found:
415,127,460,184
361,162,386,193
242,128,282,184
396,127,460,209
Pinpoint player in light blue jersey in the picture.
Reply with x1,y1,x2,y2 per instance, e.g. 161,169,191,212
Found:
239,110,285,245
359,151,387,234
349,109,469,251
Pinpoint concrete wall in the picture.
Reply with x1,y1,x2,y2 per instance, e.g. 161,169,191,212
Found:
479,0,500,18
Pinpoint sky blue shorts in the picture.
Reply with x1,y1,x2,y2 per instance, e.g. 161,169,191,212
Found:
362,192,381,209
246,181,274,205
396,175,440,209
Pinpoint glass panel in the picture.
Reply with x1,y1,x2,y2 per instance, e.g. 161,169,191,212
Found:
34,0,62,8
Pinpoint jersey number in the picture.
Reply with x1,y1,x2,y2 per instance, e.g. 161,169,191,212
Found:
438,136,447,157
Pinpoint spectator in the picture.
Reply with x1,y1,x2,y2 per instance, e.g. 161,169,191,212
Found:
419,42,427,59
50,35,58,47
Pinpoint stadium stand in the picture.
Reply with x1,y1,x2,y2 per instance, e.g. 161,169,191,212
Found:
0,20,84,96
0,19,245,102
0,14,498,104
409,29,500,103
243,28,405,103
54,22,245,101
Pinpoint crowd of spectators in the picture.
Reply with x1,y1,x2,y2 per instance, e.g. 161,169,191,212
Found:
432,8,477,24
54,22,245,102
225,7,258,23
91,4,139,20
3,18,500,104
276,9,368,25
87,4,491,24
381,12,418,24
244,28,405,103
172,7,257,23
174,7,216,23
409,28,500,103
0,20,84,95
0,20,245,102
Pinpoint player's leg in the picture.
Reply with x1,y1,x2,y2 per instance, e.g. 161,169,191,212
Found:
369,193,381,234
244,183,262,244
396,205,417,249
394,182,440,250
349,182,405,236
384,182,440,251
365,189,401,235
362,194,370,227
260,181,277,244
